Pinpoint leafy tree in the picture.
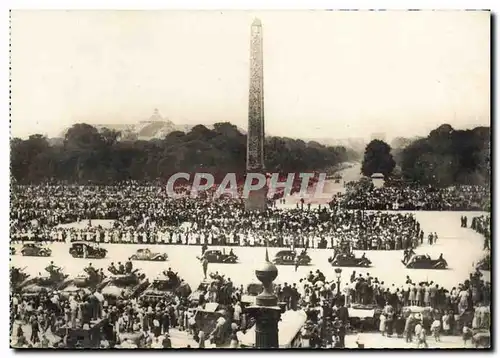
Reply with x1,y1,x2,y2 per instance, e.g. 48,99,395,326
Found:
400,124,490,187
64,123,104,151
361,140,396,177
10,122,350,184
100,128,121,147
10,135,51,182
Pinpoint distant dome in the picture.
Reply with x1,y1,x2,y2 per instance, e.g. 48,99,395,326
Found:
252,18,262,26
146,108,167,123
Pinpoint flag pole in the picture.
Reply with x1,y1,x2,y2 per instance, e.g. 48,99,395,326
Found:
265,237,270,262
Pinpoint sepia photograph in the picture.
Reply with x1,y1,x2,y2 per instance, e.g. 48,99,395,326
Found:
9,9,491,349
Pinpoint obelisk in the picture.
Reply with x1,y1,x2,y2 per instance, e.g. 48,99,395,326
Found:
245,18,267,212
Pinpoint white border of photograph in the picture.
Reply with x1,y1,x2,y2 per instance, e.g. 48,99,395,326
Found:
2,0,497,357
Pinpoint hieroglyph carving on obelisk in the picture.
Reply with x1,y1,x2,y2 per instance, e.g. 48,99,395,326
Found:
247,18,265,172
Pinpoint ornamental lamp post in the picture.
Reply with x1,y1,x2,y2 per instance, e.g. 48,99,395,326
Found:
335,268,342,296
246,246,282,348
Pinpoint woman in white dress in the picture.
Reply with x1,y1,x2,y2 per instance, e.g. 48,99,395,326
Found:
442,313,450,335
379,313,387,336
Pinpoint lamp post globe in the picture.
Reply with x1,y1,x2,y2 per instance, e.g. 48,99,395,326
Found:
246,244,282,349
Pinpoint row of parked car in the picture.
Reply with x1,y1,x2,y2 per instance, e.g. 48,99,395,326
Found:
10,242,454,270
11,242,165,261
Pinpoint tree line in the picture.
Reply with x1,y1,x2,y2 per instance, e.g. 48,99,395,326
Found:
10,122,354,184
361,124,490,187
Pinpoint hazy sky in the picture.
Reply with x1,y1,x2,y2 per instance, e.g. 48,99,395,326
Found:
11,10,490,140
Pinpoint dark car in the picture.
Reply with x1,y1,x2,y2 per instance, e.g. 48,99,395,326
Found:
20,269,69,296
10,266,29,292
403,254,448,269
69,241,107,259
100,270,149,302
328,253,371,267
273,250,311,266
200,249,238,264
20,243,52,257
129,248,167,261
188,280,212,305
141,275,192,302
189,275,234,306
60,269,107,299
240,282,276,306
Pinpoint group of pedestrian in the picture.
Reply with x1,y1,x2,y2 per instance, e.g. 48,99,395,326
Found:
337,183,489,211
11,182,425,252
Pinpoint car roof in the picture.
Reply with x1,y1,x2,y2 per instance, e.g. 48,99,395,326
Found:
276,250,293,255
72,241,99,246
246,283,263,292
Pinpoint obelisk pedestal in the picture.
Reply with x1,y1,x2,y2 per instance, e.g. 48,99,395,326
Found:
245,184,268,212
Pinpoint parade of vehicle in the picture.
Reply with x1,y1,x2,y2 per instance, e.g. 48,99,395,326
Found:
240,282,266,306
189,280,212,305
9,210,491,349
328,243,372,267
189,273,234,305
273,250,312,266
10,266,29,293
69,241,108,259
403,254,448,269
129,248,168,261
18,268,70,297
328,252,372,267
199,249,238,264
60,269,107,298
100,269,150,302
141,271,192,302
20,242,51,257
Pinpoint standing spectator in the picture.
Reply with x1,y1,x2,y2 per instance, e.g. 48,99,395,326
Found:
30,317,40,344
417,328,428,348
431,318,441,342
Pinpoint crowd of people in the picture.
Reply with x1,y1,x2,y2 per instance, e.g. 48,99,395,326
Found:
10,211,423,252
9,180,491,349
336,184,490,211
10,258,491,349
470,215,491,250
11,185,423,251
300,267,490,348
